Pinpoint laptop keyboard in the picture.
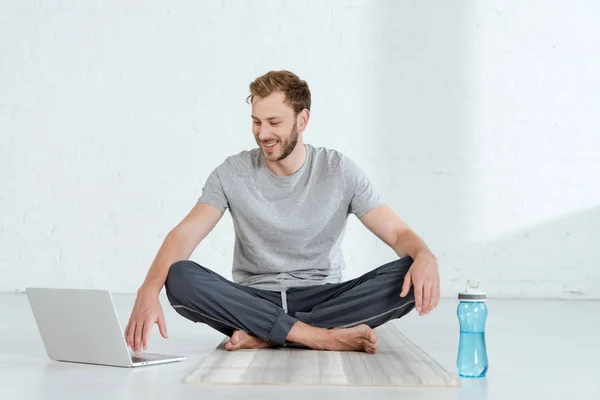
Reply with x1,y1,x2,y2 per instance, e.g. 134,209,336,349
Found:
131,356,148,363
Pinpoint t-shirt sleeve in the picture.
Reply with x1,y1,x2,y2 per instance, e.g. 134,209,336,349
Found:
197,164,229,214
343,155,384,218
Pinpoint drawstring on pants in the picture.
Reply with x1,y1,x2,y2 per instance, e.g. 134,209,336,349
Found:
280,290,288,314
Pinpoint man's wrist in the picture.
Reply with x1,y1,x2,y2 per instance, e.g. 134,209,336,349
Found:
138,284,161,297
414,249,436,262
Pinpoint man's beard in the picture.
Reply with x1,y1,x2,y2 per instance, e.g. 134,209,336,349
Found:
259,122,299,162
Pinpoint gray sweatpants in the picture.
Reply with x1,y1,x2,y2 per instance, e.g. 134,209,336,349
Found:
165,257,416,347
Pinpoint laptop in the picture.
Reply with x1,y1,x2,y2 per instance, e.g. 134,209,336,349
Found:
26,287,186,368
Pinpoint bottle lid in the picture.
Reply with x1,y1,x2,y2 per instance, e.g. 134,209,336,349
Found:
458,279,487,301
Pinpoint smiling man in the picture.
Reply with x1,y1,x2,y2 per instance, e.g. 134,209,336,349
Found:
125,70,440,355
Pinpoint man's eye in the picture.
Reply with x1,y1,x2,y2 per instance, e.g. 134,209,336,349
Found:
271,122,280,126
253,121,261,125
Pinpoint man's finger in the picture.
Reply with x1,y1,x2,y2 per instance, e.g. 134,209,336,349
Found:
124,320,130,348
421,283,431,315
158,312,168,339
426,285,435,313
428,284,436,313
134,321,144,354
126,320,136,350
400,271,412,297
125,318,135,348
432,285,440,310
414,282,423,313
142,318,153,351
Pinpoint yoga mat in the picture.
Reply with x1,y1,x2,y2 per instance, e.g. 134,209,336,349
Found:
185,323,460,387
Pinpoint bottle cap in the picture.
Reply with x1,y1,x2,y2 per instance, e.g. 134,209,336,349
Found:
458,279,487,302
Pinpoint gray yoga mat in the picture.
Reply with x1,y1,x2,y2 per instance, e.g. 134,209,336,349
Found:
185,323,460,387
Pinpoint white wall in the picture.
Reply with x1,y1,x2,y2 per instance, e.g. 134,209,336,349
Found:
1,1,599,298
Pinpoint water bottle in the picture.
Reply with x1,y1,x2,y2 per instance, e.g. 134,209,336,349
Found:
457,279,488,378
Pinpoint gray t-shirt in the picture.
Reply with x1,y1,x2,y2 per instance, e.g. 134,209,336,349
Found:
197,143,383,292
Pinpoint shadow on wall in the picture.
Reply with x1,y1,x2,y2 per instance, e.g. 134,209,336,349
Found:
449,205,600,300
366,3,598,300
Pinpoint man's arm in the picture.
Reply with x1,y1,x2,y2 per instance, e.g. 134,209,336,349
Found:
359,204,440,316
125,202,223,353
138,202,223,294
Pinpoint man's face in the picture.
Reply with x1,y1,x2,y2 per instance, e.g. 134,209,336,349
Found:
251,91,299,162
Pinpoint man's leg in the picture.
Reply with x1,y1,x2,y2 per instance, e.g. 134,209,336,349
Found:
165,259,406,354
164,260,297,347
292,257,416,329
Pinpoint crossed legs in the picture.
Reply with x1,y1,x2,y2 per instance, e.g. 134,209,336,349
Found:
165,258,415,353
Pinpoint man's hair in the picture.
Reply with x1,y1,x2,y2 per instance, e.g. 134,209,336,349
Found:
246,70,311,116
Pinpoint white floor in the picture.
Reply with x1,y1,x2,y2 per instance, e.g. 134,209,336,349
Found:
1,294,598,400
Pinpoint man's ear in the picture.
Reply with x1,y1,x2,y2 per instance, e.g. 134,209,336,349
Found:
298,109,310,132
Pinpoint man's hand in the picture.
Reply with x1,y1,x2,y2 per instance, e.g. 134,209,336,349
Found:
124,289,168,354
399,252,440,316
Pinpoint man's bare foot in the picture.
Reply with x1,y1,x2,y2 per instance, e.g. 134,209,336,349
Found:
327,324,378,354
287,322,378,354
224,330,276,351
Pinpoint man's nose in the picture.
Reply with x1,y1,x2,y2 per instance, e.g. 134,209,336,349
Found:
258,125,272,140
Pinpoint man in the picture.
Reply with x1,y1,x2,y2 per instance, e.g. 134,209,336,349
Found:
125,70,440,355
